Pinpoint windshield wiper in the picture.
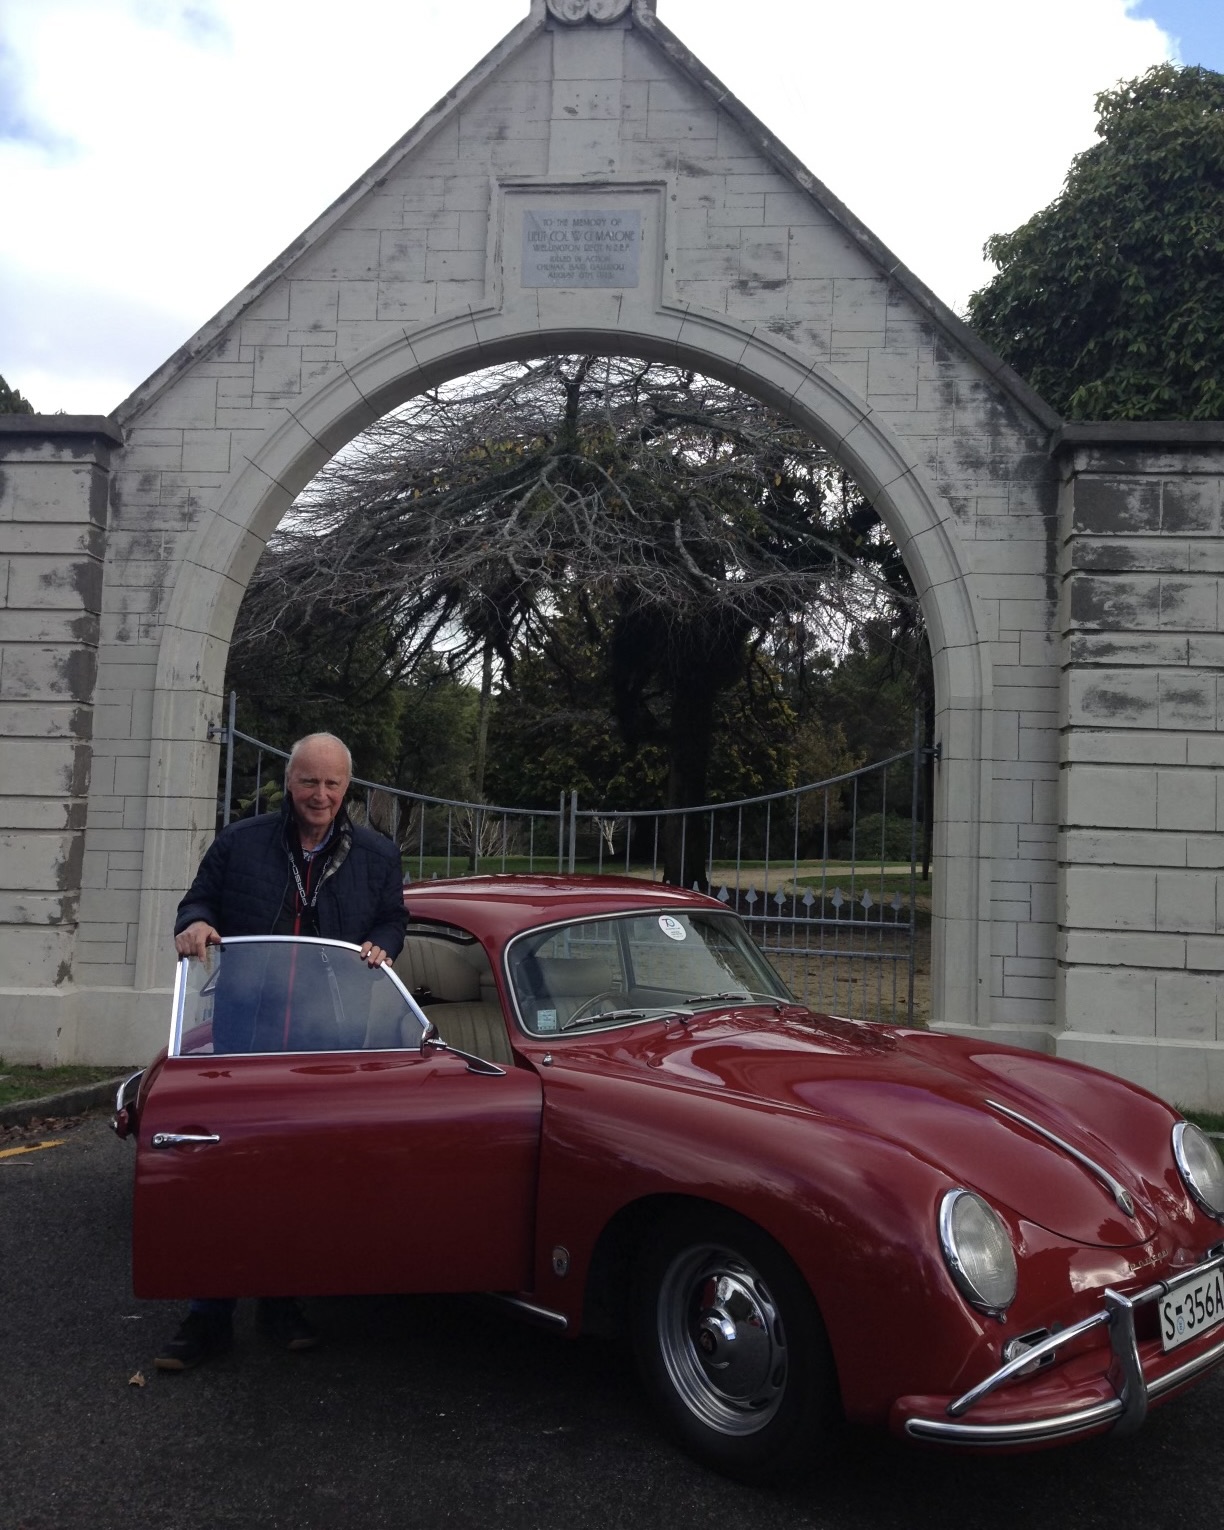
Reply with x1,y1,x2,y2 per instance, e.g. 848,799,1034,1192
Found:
561,1007,652,1031
560,1005,693,1032
680,990,782,1007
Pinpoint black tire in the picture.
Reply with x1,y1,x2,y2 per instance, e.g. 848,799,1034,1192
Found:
629,1207,841,1484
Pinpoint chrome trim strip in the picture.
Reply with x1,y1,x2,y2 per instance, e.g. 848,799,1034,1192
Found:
113,1069,144,1115
443,1047,507,1077
502,907,788,1040
938,1189,1017,1318
212,935,372,947
909,1249,1224,1444
169,937,434,1059
946,1311,1110,1417
1103,1286,1148,1436
986,1099,1137,1217
906,1333,1224,1447
483,1294,569,1330
906,1400,1123,1445
1172,1121,1224,1222
1148,1327,1224,1399
170,955,190,1055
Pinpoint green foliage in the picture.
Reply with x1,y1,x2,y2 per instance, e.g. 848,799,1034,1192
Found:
225,609,406,785
805,621,925,765
967,64,1224,420
0,374,34,414
484,592,830,812
230,657,482,801
392,660,480,800
835,812,915,863
223,605,482,813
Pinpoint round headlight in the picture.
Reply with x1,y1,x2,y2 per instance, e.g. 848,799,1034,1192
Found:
1173,1122,1224,1220
939,1189,1017,1315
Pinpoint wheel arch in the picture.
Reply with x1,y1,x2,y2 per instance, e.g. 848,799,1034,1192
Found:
582,1191,821,1342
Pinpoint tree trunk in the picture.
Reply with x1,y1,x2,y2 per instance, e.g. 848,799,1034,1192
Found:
661,665,719,889
468,641,494,872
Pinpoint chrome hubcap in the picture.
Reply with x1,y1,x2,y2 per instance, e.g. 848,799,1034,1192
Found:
656,1246,787,1435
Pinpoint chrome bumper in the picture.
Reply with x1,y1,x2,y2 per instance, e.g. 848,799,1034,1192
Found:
905,1247,1224,1446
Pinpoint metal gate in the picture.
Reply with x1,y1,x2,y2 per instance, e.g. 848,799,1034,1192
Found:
210,696,927,1023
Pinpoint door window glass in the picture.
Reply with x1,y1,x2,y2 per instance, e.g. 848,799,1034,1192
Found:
172,939,423,1056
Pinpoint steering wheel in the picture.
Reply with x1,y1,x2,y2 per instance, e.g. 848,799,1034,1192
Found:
565,990,623,1025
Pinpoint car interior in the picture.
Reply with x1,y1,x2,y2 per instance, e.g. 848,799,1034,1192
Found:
393,932,513,1063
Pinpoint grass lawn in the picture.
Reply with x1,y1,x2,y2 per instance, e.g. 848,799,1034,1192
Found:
0,1061,129,1109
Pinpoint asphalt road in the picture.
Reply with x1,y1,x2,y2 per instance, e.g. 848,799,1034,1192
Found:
3,1114,1223,1530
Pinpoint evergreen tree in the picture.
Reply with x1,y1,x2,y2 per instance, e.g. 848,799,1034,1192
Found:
968,64,1224,420
0,375,34,414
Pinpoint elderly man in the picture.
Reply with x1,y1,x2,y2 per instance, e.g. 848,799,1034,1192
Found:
156,732,407,1372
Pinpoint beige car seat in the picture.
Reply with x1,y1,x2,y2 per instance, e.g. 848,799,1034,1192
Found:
391,936,512,1065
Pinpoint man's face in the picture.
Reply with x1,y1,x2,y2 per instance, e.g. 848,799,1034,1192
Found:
286,740,350,841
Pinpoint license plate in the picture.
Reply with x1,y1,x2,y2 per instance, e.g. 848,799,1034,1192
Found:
1159,1267,1224,1352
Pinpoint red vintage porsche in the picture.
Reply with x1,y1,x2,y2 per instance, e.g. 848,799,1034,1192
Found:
114,875,1224,1483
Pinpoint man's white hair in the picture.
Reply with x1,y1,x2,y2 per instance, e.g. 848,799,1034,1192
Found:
286,733,354,780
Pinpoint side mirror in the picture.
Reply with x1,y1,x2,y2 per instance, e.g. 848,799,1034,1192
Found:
110,1069,145,1140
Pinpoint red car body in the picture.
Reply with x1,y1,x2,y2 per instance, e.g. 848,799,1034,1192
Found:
118,875,1224,1482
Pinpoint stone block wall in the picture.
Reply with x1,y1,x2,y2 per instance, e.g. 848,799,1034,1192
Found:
1056,424,1224,1108
0,419,121,1047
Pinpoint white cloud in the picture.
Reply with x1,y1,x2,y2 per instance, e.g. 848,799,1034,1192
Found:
661,0,1171,306
0,0,1173,413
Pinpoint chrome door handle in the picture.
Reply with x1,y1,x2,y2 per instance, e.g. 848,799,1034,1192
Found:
151,1132,221,1148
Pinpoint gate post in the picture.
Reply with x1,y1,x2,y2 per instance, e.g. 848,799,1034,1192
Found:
1055,423,1224,1107
0,416,123,1057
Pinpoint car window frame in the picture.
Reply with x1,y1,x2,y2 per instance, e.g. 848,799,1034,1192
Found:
503,907,791,1040
168,934,430,1058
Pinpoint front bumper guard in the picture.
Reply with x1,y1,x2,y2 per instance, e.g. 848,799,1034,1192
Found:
906,1246,1224,1446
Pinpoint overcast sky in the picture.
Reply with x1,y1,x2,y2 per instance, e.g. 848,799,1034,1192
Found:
1,0,1221,415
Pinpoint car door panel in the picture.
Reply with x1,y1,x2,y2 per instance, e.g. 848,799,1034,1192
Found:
133,1050,542,1299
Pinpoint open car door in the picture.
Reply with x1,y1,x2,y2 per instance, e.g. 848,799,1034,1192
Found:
132,937,541,1300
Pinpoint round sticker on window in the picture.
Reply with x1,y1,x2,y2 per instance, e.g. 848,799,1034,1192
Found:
659,915,687,941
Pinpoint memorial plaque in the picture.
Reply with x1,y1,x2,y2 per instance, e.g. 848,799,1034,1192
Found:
522,209,641,289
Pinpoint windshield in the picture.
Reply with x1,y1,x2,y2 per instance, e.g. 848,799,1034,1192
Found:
507,909,790,1037
170,938,426,1056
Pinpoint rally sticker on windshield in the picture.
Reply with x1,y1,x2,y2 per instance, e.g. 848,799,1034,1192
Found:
659,916,687,941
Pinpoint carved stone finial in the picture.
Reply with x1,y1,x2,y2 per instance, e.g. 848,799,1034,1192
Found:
546,0,633,22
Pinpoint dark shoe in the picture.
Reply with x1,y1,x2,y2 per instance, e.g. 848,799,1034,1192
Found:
154,1310,233,1372
256,1297,319,1352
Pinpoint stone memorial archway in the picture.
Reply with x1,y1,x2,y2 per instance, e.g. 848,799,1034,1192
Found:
2,0,1221,1100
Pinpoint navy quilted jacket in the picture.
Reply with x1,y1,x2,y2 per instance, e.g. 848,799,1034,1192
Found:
174,804,406,957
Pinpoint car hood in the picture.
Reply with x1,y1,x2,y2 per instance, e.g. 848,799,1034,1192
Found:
622,1008,1179,1248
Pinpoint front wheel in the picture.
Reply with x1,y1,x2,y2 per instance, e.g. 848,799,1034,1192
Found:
630,1208,841,1484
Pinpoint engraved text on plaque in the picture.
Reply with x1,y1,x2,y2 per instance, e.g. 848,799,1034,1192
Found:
522,209,641,289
